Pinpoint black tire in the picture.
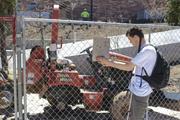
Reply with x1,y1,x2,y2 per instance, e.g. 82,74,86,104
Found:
45,86,82,107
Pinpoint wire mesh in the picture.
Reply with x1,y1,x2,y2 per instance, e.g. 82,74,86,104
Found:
0,17,16,120
21,18,180,120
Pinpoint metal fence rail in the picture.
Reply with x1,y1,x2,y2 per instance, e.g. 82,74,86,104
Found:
19,18,180,120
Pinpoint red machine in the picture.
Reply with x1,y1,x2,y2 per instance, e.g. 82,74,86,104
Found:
25,45,99,110
25,45,131,111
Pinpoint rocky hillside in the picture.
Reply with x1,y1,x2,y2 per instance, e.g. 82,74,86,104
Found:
18,0,167,22
72,0,167,22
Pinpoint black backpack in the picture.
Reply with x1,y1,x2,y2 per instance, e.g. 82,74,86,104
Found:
135,45,170,89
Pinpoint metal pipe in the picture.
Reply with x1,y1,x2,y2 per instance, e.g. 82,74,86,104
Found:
22,17,28,120
51,5,60,44
90,0,93,21
12,17,16,44
23,18,180,29
0,17,15,22
13,45,18,120
17,46,23,120
148,28,151,43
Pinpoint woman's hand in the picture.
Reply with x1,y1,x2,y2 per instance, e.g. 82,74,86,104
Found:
96,56,134,71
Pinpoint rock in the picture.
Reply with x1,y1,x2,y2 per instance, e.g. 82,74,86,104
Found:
110,91,130,120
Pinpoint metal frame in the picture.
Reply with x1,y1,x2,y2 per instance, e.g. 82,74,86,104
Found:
23,17,180,29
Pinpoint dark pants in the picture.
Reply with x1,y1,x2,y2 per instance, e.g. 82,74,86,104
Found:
82,17,89,21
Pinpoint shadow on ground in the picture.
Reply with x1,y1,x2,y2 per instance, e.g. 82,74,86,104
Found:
0,105,180,120
27,106,179,120
28,106,112,120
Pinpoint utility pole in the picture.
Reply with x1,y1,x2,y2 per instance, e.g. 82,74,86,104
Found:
90,0,93,21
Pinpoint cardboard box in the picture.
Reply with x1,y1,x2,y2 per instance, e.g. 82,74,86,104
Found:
92,37,110,61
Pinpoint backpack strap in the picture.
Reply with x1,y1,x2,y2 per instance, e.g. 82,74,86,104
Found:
142,67,149,76
133,67,149,77
133,67,149,87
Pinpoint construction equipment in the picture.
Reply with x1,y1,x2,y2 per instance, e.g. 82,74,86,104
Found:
0,71,14,109
25,44,132,112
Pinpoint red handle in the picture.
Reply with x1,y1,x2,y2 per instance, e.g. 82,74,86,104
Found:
51,5,60,44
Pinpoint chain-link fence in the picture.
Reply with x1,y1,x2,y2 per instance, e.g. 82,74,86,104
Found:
15,17,180,120
0,16,16,119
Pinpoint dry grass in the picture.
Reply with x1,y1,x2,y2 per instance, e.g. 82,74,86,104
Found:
23,23,172,42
